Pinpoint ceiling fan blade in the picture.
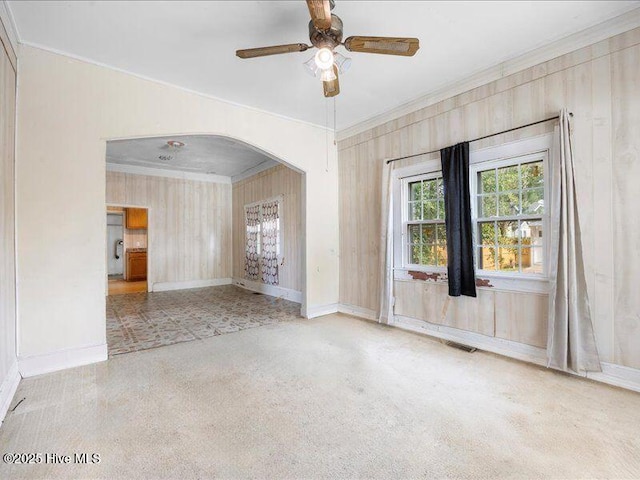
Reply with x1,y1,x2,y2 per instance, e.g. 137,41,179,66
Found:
323,65,340,98
306,0,332,30
343,36,420,56
236,43,310,59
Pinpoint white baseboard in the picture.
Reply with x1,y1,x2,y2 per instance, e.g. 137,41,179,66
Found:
0,362,21,425
391,315,548,366
588,362,640,393
338,304,378,322
233,277,302,303
152,278,232,292
392,314,640,393
306,303,339,319
19,343,108,378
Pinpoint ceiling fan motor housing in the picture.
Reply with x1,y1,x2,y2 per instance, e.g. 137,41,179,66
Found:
309,14,343,49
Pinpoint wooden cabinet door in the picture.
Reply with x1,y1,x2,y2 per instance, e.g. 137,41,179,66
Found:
126,208,147,229
127,253,147,281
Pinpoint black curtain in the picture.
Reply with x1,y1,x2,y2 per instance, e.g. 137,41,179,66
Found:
441,142,476,297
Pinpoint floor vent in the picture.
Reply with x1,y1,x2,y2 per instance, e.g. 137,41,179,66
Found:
444,341,477,353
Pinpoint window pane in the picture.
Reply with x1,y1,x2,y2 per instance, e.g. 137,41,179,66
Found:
408,224,421,244
522,188,544,214
422,245,437,265
422,224,436,244
479,221,495,245
422,200,438,220
423,178,438,199
478,246,496,270
497,164,519,191
479,169,496,193
436,178,444,197
520,220,542,246
521,221,543,273
436,223,447,245
410,244,422,264
437,245,448,266
409,181,422,201
498,246,519,271
521,161,543,189
497,220,519,245
498,192,519,216
437,199,446,219
522,246,544,274
479,194,497,217
409,201,421,221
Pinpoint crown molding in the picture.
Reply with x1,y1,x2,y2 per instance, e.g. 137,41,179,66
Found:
231,160,280,184
106,162,232,184
337,7,640,142
17,40,333,134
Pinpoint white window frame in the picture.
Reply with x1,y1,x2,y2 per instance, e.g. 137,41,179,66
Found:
392,134,553,293
401,171,447,271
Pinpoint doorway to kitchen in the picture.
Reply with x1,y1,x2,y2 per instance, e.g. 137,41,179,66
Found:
106,205,148,295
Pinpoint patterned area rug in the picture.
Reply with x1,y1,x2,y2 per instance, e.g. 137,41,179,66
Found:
106,285,301,356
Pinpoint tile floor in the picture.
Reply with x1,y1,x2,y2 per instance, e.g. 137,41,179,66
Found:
106,284,301,355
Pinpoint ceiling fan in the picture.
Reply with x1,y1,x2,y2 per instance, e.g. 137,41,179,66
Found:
236,0,419,98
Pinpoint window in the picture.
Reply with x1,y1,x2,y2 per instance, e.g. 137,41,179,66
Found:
471,153,546,275
244,197,282,285
403,174,447,268
394,134,551,285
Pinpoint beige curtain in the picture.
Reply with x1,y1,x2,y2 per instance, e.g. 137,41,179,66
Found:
547,109,601,373
379,161,394,324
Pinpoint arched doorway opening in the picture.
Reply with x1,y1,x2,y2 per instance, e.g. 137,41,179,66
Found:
104,134,307,356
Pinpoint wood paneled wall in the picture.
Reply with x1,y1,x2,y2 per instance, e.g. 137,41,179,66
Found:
338,27,640,369
0,16,17,388
232,165,303,292
106,172,232,285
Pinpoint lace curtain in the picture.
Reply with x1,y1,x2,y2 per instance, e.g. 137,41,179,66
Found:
244,204,261,280
244,199,280,286
261,200,280,286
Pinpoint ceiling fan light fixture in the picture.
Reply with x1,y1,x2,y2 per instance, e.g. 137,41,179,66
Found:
314,47,334,70
320,67,337,82
303,56,319,77
333,52,352,74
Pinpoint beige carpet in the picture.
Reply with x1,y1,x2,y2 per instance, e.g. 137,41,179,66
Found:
1,314,639,479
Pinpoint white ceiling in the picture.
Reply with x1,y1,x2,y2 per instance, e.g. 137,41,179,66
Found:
106,135,279,178
8,1,640,130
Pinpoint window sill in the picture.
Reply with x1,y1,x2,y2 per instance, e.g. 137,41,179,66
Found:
394,268,549,294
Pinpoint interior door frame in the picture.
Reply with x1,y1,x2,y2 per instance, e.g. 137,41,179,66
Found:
106,211,125,277
105,203,151,295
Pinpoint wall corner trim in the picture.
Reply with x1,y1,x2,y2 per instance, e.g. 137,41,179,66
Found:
0,361,21,425
306,303,339,319
232,278,302,304
18,343,107,378
151,278,232,292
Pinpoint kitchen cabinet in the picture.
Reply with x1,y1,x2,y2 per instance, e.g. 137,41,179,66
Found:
127,251,147,281
126,208,147,229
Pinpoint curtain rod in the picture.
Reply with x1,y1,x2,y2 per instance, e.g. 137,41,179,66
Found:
385,113,571,165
